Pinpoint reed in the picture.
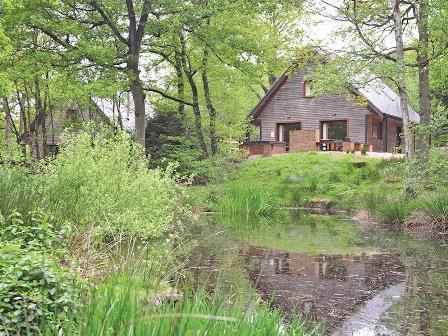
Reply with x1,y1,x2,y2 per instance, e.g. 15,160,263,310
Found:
422,193,448,231
43,276,316,336
219,183,280,217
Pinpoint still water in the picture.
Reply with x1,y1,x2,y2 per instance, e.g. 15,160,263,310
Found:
187,212,448,335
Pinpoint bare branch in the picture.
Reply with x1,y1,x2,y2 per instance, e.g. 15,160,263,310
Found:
143,87,193,106
90,1,129,45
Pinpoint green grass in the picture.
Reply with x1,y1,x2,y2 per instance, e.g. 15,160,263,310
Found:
422,193,448,231
377,199,419,225
44,275,316,336
190,152,405,212
218,183,280,216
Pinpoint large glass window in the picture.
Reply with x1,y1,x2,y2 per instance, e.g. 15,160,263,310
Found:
321,120,347,140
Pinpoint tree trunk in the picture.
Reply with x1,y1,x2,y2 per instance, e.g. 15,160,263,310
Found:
391,0,414,157
188,73,209,157
202,48,218,155
180,32,208,157
175,48,186,126
416,0,431,156
34,78,47,158
129,65,146,146
3,98,12,157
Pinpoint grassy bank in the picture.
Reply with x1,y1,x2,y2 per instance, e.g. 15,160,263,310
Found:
43,276,315,336
191,152,402,211
191,151,448,232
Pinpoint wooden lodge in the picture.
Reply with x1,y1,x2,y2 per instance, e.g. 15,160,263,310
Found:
244,64,420,156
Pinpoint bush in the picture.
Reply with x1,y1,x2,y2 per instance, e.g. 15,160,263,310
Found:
0,166,38,218
0,210,81,334
377,199,416,225
41,127,190,238
414,148,448,191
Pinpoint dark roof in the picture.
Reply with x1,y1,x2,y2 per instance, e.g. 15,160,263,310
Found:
249,68,420,123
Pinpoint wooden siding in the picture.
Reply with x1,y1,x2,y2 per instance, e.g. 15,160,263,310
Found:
257,68,374,144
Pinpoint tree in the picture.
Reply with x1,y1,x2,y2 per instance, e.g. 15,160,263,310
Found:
308,0,448,159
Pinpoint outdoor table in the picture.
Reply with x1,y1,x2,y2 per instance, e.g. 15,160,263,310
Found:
318,139,343,151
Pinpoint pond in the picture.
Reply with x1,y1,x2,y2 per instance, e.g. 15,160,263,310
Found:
186,211,448,335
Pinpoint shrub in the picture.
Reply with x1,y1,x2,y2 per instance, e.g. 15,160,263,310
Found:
377,199,416,225
0,166,38,218
0,210,81,334
41,127,190,238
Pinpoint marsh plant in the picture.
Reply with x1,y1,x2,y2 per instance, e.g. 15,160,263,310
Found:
377,199,418,226
219,183,280,216
43,276,315,336
422,193,448,231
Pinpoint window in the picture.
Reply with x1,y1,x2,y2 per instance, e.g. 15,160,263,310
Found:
321,120,347,141
303,81,312,97
372,121,383,139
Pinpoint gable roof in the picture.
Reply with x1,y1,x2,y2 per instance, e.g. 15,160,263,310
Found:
357,78,420,122
250,72,288,120
250,69,420,123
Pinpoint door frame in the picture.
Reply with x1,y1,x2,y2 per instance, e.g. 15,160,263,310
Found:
275,121,302,142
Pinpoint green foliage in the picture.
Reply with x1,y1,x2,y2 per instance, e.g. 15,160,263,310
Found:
0,165,37,217
40,127,190,238
0,210,81,334
0,127,191,239
146,109,243,185
413,148,448,192
422,193,448,231
377,199,418,225
46,276,314,336
219,183,280,216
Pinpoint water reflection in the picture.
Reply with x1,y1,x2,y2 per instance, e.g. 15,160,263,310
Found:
243,245,405,329
187,214,448,335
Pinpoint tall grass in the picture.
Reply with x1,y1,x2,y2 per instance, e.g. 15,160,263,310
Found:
422,193,448,231
43,277,316,336
377,199,418,226
219,184,280,216
362,188,385,214
0,166,38,219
